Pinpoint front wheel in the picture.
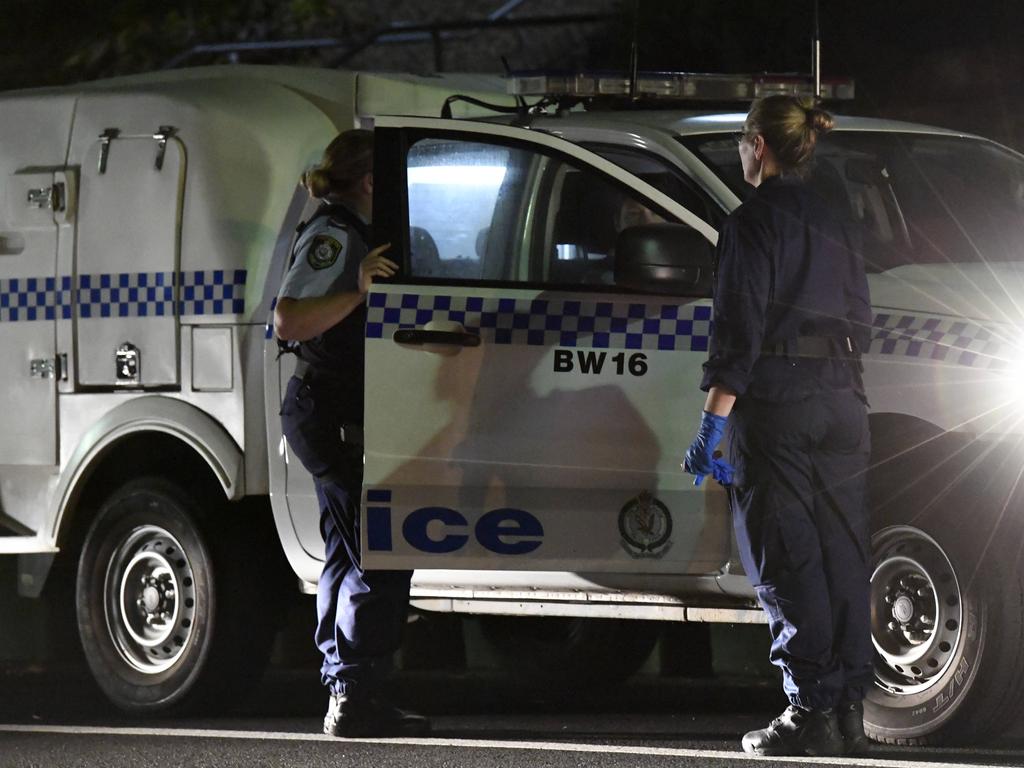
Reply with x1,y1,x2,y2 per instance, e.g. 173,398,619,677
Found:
75,477,281,713
863,522,1024,744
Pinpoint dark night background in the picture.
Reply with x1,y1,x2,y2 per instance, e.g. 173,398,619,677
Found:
2,0,1023,149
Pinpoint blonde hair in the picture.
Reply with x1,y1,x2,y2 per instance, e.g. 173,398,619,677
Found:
743,95,834,175
302,129,374,200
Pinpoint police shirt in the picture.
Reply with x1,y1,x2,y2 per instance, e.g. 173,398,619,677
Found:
278,207,367,302
277,204,369,413
700,175,872,403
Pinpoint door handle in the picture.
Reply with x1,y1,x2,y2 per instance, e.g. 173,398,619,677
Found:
392,329,480,347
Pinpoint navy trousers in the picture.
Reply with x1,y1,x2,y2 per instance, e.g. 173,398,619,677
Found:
281,374,412,697
727,388,873,710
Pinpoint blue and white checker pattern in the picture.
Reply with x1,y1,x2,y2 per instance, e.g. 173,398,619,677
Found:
177,270,246,316
366,292,712,351
0,270,246,322
366,292,1020,366
869,313,1013,369
78,272,176,318
0,276,67,322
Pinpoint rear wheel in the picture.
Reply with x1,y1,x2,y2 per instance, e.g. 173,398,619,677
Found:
75,477,285,713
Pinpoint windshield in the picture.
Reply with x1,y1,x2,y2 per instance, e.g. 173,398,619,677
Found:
682,132,1024,272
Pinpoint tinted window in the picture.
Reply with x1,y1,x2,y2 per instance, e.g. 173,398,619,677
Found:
585,144,719,226
683,132,1024,270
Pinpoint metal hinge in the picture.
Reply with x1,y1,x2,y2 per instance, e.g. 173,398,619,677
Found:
98,128,121,174
26,182,65,212
153,125,178,171
29,354,66,381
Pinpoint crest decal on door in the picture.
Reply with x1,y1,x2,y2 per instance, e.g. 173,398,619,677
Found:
619,491,673,558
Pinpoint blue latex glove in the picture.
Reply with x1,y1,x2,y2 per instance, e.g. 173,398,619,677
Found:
683,411,736,487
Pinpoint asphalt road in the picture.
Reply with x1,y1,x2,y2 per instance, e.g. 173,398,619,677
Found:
2,665,1024,768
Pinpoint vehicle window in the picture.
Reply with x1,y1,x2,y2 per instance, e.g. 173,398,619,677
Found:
584,144,720,226
537,159,671,287
406,136,694,289
407,138,522,281
682,132,1024,271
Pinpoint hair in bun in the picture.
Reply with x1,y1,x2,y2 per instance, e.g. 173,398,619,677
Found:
301,129,374,200
743,95,834,176
805,105,835,135
302,167,333,199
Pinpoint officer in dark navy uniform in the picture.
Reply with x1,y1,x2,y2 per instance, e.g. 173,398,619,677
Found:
275,129,429,738
683,96,873,757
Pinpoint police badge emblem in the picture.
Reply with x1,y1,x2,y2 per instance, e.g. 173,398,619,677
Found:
307,235,342,270
619,491,673,558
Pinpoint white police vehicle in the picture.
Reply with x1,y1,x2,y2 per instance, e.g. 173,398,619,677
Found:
1,65,1022,745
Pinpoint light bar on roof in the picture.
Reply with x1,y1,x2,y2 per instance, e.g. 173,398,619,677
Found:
508,71,855,102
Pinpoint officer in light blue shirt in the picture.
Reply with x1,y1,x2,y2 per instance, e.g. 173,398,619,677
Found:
275,129,428,738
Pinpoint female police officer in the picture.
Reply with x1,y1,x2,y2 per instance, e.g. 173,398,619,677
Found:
275,129,429,738
683,96,873,757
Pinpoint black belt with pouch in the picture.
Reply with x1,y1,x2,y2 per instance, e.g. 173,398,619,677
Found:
290,359,364,447
762,335,855,358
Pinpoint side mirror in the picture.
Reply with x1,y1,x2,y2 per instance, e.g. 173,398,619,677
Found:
614,224,714,296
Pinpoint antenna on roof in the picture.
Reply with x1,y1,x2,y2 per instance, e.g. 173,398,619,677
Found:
812,0,821,99
628,0,640,101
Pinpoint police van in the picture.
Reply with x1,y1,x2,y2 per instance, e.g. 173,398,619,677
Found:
2,65,1023,745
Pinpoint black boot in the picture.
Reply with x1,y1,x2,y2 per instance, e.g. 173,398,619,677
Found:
838,700,869,755
741,705,844,756
323,693,431,738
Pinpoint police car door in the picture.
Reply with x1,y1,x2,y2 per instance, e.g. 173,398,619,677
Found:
0,96,73,470
72,125,185,388
363,116,727,574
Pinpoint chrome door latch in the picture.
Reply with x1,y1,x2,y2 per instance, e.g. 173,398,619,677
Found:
116,342,140,385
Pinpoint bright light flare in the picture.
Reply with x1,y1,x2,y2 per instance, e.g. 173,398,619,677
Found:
999,354,1024,402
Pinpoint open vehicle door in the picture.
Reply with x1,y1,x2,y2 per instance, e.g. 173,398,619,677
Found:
362,116,730,574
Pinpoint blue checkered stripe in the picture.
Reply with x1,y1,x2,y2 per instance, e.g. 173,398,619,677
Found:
366,293,712,351
0,270,246,322
0,276,69,322
176,270,246,316
870,313,1011,369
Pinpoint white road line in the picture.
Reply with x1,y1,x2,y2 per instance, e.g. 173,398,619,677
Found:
0,724,1016,768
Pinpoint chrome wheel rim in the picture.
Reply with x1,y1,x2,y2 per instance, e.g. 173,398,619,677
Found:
103,525,197,674
870,525,963,695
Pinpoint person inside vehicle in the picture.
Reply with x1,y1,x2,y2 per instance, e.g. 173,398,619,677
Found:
682,96,873,757
616,195,665,231
275,129,429,738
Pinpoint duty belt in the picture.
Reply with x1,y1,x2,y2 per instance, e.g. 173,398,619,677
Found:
290,359,364,447
761,336,855,358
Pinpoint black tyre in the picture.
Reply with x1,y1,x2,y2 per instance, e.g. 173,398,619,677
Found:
480,616,660,691
75,477,283,714
864,423,1024,744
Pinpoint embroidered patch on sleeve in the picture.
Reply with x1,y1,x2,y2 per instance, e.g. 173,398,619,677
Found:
307,235,343,270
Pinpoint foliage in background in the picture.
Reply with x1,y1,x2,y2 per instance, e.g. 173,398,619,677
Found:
3,1,1024,150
